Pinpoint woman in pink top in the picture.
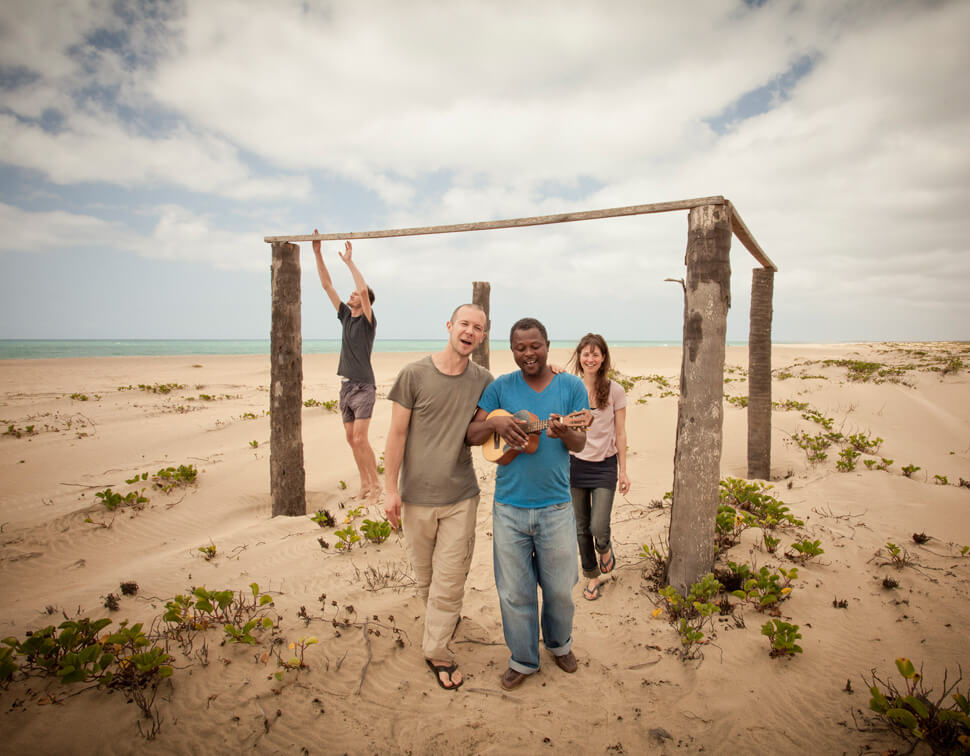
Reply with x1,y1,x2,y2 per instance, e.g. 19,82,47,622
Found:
568,334,630,601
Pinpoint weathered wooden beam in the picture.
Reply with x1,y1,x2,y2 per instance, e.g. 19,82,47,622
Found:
270,241,306,517
666,204,732,596
728,201,776,271
471,281,491,370
747,267,774,480
264,196,727,243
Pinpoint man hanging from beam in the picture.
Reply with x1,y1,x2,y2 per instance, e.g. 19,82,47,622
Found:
312,231,381,500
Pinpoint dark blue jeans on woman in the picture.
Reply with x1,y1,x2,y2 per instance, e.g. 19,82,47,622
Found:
570,453,617,580
570,486,615,580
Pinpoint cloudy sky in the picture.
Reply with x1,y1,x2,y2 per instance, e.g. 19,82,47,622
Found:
1,0,967,344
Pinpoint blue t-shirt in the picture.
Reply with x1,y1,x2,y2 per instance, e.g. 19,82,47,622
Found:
478,371,589,508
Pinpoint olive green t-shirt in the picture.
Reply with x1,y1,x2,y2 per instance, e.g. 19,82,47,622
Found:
387,355,493,506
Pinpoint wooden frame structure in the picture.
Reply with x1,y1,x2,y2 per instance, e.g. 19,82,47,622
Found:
264,195,776,592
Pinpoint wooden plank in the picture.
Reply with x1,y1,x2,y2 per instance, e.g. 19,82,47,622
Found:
728,202,777,271
264,196,726,243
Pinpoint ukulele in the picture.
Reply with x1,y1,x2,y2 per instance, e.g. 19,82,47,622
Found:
481,409,593,465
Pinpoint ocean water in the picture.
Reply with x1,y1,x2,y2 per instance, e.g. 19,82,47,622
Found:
0,339,709,360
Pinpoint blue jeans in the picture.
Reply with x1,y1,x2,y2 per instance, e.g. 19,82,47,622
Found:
571,486,615,579
492,499,578,674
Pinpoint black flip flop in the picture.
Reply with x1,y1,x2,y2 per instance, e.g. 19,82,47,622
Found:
599,545,615,574
426,658,463,691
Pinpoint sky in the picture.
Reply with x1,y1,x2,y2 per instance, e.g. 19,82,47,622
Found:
1,0,968,344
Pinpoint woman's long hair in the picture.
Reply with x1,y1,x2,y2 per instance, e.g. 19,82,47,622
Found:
569,333,612,409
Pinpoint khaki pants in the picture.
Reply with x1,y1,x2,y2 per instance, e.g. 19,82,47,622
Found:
401,495,479,661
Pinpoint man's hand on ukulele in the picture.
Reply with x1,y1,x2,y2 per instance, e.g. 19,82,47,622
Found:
546,414,569,439
491,414,529,448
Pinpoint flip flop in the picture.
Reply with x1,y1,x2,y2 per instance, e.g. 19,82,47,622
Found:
599,546,615,574
583,582,601,601
426,658,463,691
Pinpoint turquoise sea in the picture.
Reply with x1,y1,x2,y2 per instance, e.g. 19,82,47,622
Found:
0,339,719,360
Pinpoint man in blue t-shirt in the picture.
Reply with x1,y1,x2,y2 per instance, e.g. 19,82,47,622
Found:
312,232,380,499
467,317,589,690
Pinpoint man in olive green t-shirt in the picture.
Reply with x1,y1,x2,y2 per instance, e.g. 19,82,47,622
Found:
383,304,492,691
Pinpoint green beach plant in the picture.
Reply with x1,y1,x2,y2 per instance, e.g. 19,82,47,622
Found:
303,398,338,411
786,538,824,562
655,574,723,660
847,432,883,454
762,532,781,554
902,464,921,478
836,447,860,472
152,464,198,492
773,399,809,412
311,509,336,527
95,488,149,511
866,658,970,753
761,619,803,657
118,382,186,394
732,565,797,611
361,519,391,544
274,636,318,680
4,424,37,438
0,617,174,726
334,525,360,551
884,542,911,569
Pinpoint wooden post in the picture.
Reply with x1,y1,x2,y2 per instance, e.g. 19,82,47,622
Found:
472,281,491,369
666,204,732,596
747,267,774,480
270,242,306,517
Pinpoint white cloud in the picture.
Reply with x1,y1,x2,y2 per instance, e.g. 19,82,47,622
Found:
0,0,309,201
0,113,310,201
146,0,814,188
0,202,267,273
0,0,967,341
0,202,138,252
147,204,266,271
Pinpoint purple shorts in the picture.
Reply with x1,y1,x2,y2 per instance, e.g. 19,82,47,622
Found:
339,381,376,423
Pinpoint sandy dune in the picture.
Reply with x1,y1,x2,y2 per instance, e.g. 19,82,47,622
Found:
1,342,968,754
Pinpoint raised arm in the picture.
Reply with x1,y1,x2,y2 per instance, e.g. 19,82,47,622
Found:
383,401,411,529
339,241,373,323
312,229,342,312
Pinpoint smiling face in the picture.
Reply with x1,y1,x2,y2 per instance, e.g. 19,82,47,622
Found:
511,326,549,378
447,306,487,357
579,343,604,378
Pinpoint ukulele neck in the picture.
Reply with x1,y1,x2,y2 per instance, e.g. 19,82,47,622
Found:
523,418,555,434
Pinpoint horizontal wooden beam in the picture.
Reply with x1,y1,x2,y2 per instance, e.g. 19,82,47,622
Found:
264,194,776,270
264,196,726,243
728,202,777,271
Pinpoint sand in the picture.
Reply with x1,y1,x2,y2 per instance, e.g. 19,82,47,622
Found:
1,342,968,754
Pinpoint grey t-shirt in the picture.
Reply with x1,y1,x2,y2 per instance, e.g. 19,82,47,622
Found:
337,302,376,384
387,355,493,506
